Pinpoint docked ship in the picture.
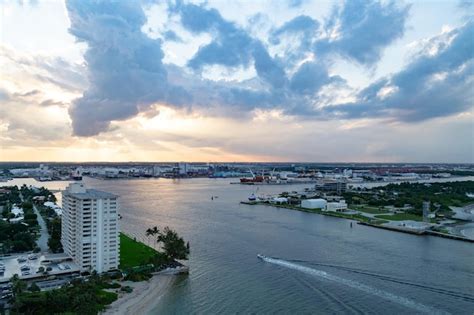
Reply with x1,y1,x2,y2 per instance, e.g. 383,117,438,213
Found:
240,175,265,184
240,169,268,184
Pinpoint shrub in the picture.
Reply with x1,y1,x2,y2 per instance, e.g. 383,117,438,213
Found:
121,286,133,293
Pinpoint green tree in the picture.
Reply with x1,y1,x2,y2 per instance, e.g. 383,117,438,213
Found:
29,282,41,292
156,226,189,260
146,226,160,246
146,226,160,237
11,274,27,295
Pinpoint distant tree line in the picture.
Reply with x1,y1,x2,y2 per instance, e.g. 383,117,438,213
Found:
344,181,474,215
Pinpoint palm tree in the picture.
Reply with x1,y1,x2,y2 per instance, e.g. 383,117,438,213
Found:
146,226,159,236
145,226,160,246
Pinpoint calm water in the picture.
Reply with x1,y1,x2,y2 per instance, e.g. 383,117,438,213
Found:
6,177,474,314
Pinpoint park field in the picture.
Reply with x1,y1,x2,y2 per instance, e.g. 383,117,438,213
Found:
119,233,158,269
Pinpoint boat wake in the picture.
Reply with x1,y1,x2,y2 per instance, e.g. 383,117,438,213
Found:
290,260,474,303
259,256,448,314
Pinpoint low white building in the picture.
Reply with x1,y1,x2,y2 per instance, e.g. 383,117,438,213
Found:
44,201,62,216
301,199,327,209
6,205,25,223
11,205,23,217
325,200,348,212
271,197,288,204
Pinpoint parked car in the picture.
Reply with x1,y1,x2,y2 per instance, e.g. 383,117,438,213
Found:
28,254,38,260
1,293,12,299
17,257,27,263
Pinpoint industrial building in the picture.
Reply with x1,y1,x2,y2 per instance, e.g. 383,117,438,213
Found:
325,201,348,212
301,199,327,209
315,179,347,194
61,183,120,273
301,198,348,212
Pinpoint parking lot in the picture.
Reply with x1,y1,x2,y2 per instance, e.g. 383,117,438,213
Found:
0,253,80,283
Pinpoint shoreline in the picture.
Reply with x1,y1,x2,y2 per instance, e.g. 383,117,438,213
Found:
244,201,474,243
102,266,189,315
102,274,175,315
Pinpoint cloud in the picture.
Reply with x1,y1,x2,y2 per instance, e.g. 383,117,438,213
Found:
61,0,470,139
177,3,255,70
0,45,86,93
315,0,410,65
269,15,319,66
0,88,10,101
66,0,176,136
13,89,41,97
173,3,288,89
287,0,307,8
163,30,182,42
270,15,319,45
39,99,68,107
0,92,71,145
325,21,474,121
289,61,337,94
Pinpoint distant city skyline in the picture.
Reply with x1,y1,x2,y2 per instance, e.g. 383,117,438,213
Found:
0,0,473,163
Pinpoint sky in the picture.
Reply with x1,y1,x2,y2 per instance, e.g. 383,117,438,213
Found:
0,0,473,163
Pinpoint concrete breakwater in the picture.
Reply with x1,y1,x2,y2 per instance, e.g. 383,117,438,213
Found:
155,265,190,275
357,222,474,243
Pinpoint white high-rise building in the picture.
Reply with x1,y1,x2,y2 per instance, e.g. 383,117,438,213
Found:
61,183,120,273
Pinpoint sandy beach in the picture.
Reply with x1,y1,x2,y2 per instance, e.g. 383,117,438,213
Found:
103,275,176,315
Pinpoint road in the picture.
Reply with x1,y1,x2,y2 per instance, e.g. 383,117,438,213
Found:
32,203,50,253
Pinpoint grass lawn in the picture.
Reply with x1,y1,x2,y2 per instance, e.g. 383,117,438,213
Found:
375,213,424,221
119,233,158,269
